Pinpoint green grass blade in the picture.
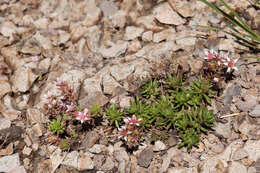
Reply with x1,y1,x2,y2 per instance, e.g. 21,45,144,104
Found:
224,22,260,43
198,25,222,31
198,25,257,49
220,0,259,38
200,0,260,40
243,56,260,61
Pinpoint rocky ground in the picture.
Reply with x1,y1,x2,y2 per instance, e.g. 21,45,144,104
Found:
0,0,260,173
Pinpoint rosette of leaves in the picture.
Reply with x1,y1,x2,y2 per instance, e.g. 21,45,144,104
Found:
174,107,215,152
140,79,160,100
106,104,124,128
49,117,65,135
190,77,216,105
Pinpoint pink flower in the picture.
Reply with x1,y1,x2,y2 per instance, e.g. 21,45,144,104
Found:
125,115,142,126
123,117,130,124
31,56,40,62
216,52,228,65
223,57,238,73
52,100,57,105
44,98,51,105
59,102,66,108
43,92,53,104
55,78,64,86
118,126,131,141
66,104,76,112
83,108,89,116
75,111,88,123
204,49,216,60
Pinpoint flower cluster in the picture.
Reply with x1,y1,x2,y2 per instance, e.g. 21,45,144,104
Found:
44,79,90,124
204,49,238,73
118,115,142,147
75,108,90,124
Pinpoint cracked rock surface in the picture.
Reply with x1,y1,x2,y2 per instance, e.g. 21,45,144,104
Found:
0,0,260,172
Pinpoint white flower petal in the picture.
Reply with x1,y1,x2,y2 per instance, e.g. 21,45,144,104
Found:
213,77,219,82
226,57,230,61
227,67,231,73
233,67,238,71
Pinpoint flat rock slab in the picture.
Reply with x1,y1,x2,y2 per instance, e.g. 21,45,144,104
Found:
249,105,260,118
154,2,186,25
137,147,154,168
0,153,20,172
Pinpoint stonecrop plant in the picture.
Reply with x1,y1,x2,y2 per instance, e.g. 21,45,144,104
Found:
201,49,238,83
44,50,236,152
105,68,217,151
44,79,101,149
118,115,142,147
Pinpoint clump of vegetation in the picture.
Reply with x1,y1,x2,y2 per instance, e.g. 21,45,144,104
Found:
44,51,236,152
105,104,124,128
49,118,64,135
44,79,102,149
105,70,217,151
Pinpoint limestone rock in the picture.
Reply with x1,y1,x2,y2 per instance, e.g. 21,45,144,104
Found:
1,47,25,70
137,147,154,168
81,131,100,149
154,3,185,25
110,64,135,81
34,32,52,50
136,15,164,31
102,74,123,96
0,80,11,99
79,75,108,108
228,161,247,173
83,0,102,27
0,153,20,173
136,41,181,63
11,67,38,93
101,156,115,171
78,155,94,171
50,148,67,173
0,143,13,156
127,40,142,53
110,10,127,28
8,166,27,173
100,41,128,58
161,147,181,172
20,38,41,56
70,25,88,43
168,0,195,18
0,21,17,41
153,141,167,151
99,0,119,18
124,26,144,41
249,105,260,118
153,29,176,43
89,144,106,154
243,140,260,161
142,31,153,42
62,151,79,169
0,118,11,131
27,108,46,125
